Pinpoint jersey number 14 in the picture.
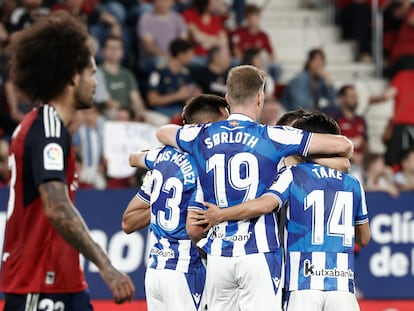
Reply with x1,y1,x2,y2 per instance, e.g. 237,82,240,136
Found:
305,190,354,247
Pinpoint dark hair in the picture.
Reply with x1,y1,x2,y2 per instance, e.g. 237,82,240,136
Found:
192,0,209,15
244,4,261,16
276,109,310,126
207,46,221,64
10,12,92,103
117,106,135,120
169,38,194,57
338,84,355,97
242,48,261,66
182,94,229,124
292,111,340,135
103,35,122,48
304,48,325,71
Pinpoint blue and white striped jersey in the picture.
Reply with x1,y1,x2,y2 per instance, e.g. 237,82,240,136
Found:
137,146,202,273
177,114,312,257
267,162,369,293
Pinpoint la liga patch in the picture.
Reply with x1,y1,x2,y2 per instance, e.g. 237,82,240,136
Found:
43,143,64,171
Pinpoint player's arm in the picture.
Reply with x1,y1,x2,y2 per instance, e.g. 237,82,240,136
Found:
355,222,370,247
307,133,354,159
190,194,280,231
129,150,149,169
122,195,150,233
39,181,135,303
156,124,181,148
309,156,351,172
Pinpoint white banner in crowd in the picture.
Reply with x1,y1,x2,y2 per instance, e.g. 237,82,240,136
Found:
103,121,160,178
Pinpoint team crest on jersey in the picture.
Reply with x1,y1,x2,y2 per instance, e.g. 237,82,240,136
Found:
229,120,239,127
43,143,63,171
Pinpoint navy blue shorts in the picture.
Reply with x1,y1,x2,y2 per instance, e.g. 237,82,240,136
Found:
3,290,93,311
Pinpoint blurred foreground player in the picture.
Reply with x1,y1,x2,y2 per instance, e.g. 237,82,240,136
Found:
0,13,135,310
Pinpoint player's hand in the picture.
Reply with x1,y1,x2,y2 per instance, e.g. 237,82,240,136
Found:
100,265,135,304
190,202,222,232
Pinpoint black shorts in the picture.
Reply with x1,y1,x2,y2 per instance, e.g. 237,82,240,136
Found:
3,290,93,311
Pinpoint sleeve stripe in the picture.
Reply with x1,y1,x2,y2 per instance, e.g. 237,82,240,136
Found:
301,132,312,157
43,105,62,138
49,107,55,137
355,218,369,225
137,192,150,204
43,106,50,138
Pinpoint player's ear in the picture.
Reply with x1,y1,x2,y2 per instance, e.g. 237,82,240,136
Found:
225,93,230,104
70,73,80,87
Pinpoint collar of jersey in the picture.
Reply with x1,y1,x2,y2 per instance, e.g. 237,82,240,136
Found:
227,113,254,122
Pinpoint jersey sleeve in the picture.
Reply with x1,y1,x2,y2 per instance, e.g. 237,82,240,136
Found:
136,171,152,204
267,125,312,157
354,180,369,225
176,124,203,153
188,177,206,211
265,167,294,208
30,123,70,187
144,147,163,170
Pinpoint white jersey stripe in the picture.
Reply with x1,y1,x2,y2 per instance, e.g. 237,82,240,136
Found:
43,106,50,138
310,252,325,289
289,252,300,290
175,239,191,272
49,106,56,137
24,293,32,311
54,113,61,138
336,253,349,291
232,221,249,255
254,215,269,253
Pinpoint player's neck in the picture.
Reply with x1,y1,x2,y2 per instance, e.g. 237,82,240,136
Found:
48,91,76,126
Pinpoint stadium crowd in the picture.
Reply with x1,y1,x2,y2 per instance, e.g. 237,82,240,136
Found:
0,0,414,196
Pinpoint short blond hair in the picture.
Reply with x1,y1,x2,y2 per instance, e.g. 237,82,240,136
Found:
226,65,266,104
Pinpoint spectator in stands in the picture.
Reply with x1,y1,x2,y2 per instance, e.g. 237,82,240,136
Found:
182,0,228,64
259,99,283,126
281,48,336,111
138,0,188,72
326,85,368,180
0,136,8,187
339,0,372,62
0,0,16,44
384,70,414,168
52,0,131,64
6,0,49,34
394,147,414,191
390,4,414,65
191,45,231,96
99,35,148,122
73,104,106,190
383,0,411,58
231,4,281,81
242,47,276,100
363,153,399,197
147,38,200,120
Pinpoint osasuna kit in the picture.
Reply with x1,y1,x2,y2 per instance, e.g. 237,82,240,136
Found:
0,105,92,311
176,114,312,311
137,146,206,311
267,162,368,311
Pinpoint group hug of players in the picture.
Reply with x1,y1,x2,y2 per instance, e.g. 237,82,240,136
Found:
122,65,370,311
